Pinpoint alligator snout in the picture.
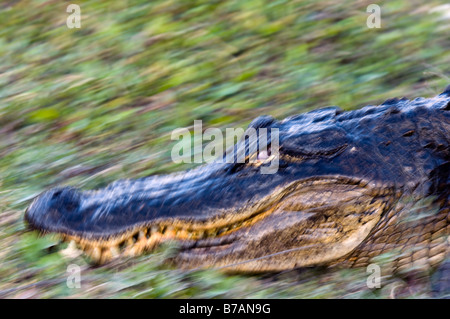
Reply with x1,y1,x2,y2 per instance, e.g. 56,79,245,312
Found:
25,187,83,233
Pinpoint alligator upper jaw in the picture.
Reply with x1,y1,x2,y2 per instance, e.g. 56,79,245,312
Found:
25,175,398,267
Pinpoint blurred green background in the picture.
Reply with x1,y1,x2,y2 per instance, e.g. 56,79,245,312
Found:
0,0,449,298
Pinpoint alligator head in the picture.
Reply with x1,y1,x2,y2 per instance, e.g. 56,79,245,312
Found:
25,88,450,272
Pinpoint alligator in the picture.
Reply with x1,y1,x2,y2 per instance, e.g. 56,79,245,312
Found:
25,87,450,273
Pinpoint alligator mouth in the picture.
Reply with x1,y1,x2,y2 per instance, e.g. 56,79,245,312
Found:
46,203,276,264
26,176,398,267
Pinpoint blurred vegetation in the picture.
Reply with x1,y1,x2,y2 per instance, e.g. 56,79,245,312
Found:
0,0,449,298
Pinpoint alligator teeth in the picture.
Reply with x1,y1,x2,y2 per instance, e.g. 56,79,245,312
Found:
177,229,189,239
67,240,77,250
197,230,205,239
217,227,228,235
110,246,120,257
101,248,112,263
127,243,143,257
57,211,261,264
147,231,162,249
208,229,218,237
248,152,258,163
86,246,101,263
165,226,176,238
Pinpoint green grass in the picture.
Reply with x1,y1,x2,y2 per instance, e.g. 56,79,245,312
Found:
0,0,448,298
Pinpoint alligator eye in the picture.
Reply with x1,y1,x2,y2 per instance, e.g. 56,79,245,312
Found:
280,129,348,160
281,144,347,159
52,190,63,200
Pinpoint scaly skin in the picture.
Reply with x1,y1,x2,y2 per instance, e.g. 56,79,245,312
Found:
25,87,450,272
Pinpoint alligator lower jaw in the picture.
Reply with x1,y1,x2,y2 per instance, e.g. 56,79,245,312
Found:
55,211,274,264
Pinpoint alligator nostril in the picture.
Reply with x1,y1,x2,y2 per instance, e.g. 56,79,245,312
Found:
52,190,62,199
47,187,82,213
24,186,83,231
